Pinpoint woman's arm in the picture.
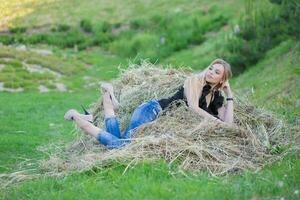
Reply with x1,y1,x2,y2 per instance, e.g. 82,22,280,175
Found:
191,106,224,123
218,81,234,123
218,101,233,123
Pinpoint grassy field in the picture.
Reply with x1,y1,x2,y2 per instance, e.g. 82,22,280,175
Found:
1,0,300,199
1,157,299,199
4,0,243,28
1,41,299,199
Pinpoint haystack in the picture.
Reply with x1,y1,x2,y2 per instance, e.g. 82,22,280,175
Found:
38,61,289,176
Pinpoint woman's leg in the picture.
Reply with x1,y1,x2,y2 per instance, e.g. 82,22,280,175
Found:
102,90,121,138
64,109,101,138
100,82,120,110
64,109,125,148
102,89,116,118
63,90,118,139
123,100,162,139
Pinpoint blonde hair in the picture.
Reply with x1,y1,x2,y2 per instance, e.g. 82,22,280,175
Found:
184,58,232,110
208,58,232,90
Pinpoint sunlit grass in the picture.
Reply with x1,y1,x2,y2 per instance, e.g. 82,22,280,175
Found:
8,0,244,28
0,0,299,199
0,46,88,91
0,0,54,31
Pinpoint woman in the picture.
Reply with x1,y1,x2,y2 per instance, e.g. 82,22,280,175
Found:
64,58,234,148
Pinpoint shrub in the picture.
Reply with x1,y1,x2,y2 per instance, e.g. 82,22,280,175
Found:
38,30,88,49
77,39,94,51
93,32,114,46
220,0,299,73
93,21,111,33
109,33,159,62
129,18,149,30
80,19,93,33
278,0,300,38
107,11,227,61
155,12,225,51
25,34,49,44
9,27,27,34
63,31,87,48
55,24,71,32
131,33,160,62
0,35,15,45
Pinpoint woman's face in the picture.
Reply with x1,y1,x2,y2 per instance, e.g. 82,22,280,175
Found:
205,63,225,84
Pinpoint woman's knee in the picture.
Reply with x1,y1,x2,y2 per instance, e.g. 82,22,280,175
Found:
96,131,128,148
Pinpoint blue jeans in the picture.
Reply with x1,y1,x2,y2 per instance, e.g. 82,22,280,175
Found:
96,99,162,149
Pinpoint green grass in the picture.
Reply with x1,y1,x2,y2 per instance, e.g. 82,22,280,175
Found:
1,0,299,199
0,46,84,75
231,40,300,122
1,156,300,199
2,8,230,60
1,0,245,64
1,40,299,199
11,0,244,27
0,46,128,92
0,91,98,173
0,46,81,91
162,30,229,70
56,47,128,92
0,58,56,90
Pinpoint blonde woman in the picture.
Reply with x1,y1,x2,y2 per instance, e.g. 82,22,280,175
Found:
64,59,234,148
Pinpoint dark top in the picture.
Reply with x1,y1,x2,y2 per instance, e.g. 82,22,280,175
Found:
158,84,224,118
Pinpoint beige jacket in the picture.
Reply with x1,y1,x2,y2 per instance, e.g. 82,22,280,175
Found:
183,71,217,110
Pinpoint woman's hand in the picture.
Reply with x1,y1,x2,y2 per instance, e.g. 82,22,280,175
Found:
221,80,234,123
222,81,233,98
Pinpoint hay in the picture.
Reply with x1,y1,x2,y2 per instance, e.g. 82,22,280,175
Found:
0,61,294,187
38,61,290,175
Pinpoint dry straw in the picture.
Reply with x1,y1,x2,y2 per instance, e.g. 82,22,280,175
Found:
39,61,290,174
0,61,294,188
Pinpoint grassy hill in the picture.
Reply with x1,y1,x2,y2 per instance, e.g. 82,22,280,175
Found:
1,39,299,200
232,40,300,123
0,0,299,199
2,0,243,28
